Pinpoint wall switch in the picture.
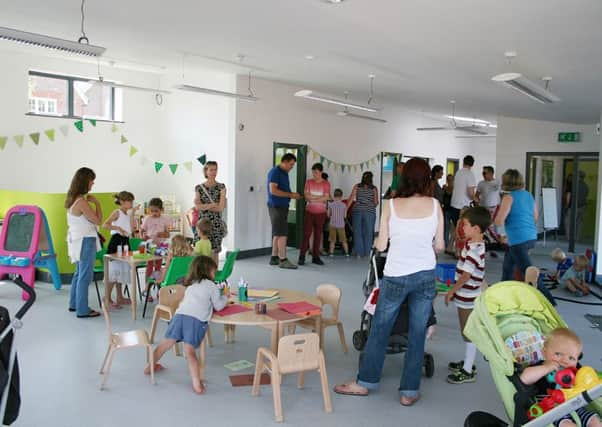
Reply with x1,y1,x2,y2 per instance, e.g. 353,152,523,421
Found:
249,186,254,192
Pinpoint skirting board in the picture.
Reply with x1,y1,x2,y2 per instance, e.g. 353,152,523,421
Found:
235,247,272,259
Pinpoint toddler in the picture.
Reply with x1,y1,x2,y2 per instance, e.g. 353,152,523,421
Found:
445,206,492,384
327,189,349,256
193,219,213,257
152,234,193,287
145,256,228,394
141,198,172,282
102,191,135,309
559,255,590,296
519,328,601,427
551,248,574,282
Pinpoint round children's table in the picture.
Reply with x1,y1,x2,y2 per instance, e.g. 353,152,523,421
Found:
210,289,322,354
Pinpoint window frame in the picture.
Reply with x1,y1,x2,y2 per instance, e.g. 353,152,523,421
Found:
27,70,122,123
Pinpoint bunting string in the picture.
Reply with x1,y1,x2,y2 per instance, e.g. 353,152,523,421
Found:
307,146,381,174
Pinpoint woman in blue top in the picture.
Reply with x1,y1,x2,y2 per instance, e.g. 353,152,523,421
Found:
495,169,538,280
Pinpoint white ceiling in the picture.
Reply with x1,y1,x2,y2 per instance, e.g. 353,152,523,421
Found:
2,0,602,124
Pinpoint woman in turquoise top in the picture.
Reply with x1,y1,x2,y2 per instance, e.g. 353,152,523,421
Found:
495,169,538,281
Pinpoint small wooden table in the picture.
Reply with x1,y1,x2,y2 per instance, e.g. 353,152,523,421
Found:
210,289,322,353
103,252,163,320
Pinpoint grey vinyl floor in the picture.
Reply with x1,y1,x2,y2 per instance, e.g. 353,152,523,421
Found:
2,241,601,427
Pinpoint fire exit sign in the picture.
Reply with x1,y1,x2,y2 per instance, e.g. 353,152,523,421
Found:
558,132,581,143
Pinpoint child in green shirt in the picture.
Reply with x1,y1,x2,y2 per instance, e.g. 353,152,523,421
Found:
194,218,213,257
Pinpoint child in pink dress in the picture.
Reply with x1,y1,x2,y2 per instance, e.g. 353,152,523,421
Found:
141,198,172,291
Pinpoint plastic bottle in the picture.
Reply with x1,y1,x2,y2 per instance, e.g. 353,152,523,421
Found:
124,244,129,256
117,245,123,256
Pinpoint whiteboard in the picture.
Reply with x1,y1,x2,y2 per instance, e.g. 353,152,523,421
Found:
542,187,558,229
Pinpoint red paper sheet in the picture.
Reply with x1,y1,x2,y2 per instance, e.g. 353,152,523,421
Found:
266,308,300,321
213,304,252,317
277,301,321,316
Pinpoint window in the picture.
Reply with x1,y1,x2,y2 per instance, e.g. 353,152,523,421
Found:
28,71,122,121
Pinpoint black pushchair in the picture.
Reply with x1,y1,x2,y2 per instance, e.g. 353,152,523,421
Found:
352,249,436,378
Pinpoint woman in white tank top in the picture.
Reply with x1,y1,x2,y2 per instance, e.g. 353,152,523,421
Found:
335,158,444,405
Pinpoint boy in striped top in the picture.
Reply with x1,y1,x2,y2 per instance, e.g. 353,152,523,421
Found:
444,206,492,384
328,189,350,256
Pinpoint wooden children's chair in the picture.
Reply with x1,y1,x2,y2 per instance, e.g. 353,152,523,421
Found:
252,333,332,422
525,266,540,287
288,284,347,353
99,303,155,390
149,285,213,354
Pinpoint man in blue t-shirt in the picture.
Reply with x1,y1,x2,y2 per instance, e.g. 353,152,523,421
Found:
267,153,302,269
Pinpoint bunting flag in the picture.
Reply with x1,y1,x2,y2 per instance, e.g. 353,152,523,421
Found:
169,164,178,175
308,146,381,174
197,154,206,165
183,161,193,172
59,125,69,137
120,135,128,144
88,119,97,127
74,120,84,132
129,146,138,157
360,162,365,171
14,135,24,148
312,151,319,161
154,162,164,173
140,156,148,166
44,129,55,142
29,132,40,145
0,137,6,150
327,160,333,169
111,123,119,133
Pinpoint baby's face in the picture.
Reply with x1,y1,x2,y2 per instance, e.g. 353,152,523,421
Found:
543,338,581,369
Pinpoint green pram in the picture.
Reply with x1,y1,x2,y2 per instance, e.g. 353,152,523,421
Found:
462,281,602,427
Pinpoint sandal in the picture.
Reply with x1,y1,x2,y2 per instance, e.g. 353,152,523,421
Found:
400,393,420,406
110,302,122,310
333,382,369,396
77,309,101,318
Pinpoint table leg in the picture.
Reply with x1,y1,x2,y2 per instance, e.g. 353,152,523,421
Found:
130,261,137,320
315,316,323,349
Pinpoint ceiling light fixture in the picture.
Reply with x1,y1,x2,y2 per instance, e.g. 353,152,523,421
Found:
295,76,382,113
416,100,488,135
89,78,171,94
305,55,315,60
334,78,387,123
0,1,105,57
491,52,560,104
444,115,490,125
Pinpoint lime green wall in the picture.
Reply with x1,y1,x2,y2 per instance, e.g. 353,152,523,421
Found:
0,190,116,275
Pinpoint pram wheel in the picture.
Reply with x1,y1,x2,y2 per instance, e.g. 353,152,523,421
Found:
352,330,367,351
423,353,435,378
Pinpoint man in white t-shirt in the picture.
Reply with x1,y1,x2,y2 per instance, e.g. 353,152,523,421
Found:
450,155,477,225
476,166,501,217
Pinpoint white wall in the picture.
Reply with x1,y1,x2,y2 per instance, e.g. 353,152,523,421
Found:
234,76,496,251
0,48,236,246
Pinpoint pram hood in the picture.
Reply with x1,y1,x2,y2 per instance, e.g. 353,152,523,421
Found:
464,281,567,422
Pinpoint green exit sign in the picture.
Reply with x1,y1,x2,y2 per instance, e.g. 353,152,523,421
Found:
558,132,581,143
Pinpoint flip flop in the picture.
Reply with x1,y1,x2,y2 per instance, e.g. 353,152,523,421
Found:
333,383,369,397
110,302,122,310
77,309,101,318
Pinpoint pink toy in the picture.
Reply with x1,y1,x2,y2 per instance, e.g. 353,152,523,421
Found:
0,205,61,300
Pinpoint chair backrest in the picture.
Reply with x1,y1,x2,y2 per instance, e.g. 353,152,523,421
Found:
158,285,186,312
95,248,107,265
101,304,113,341
215,249,240,282
524,266,539,287
316,284,341,320
129,237,143,251
277,333,320,374
162,256,194,287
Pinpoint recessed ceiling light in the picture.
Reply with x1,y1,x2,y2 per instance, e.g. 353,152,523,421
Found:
324,0,345,3
305,55,315,60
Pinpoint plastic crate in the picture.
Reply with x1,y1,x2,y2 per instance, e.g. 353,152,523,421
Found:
436,263,456,285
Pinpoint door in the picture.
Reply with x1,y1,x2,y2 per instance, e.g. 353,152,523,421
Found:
446,158,459,177
273,142,307,248
379,152,403,218
563,157,598,248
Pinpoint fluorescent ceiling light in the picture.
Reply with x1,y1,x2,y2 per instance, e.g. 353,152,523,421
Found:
176,84,258,102
0,26,105,57
337,111,387,123
445,115,490,125
492,72,560,104
90,79,170,94
455,134,496,139
295,90,381,113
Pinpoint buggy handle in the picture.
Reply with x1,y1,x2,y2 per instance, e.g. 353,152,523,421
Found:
12,276,36,319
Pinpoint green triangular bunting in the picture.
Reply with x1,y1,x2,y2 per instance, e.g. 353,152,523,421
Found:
0,137,7,150
197,154,206,165
120,135,128,144
183,161,193,172
88,119,97,126
74,120,84,132
44,129,55,141
14,135,24,147
169,164,178,175
111,123,119,133
29,132,40,145
341,164,345,173
129,146,138,157
320,155,325,163
154,162,164,173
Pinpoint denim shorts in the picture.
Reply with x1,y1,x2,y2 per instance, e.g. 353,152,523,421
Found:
165,314,208,348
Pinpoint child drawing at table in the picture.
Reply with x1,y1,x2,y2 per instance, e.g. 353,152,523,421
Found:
102,191,135,309
141,197,172,282
145,256,228,394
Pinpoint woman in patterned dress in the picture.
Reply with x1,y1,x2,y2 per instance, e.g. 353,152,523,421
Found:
195,161,227,264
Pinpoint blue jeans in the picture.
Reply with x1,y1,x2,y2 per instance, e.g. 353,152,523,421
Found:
501,239,556,305
352,210,376,257
357,269,436,397
69,237,97,316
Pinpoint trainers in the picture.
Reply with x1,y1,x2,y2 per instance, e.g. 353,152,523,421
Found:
269,256,279,266
447,369,476,384
312,257,325,265
448,361,477,374
329,253,334,257
279,258,298,269
345,253,350,257
297,256,305,266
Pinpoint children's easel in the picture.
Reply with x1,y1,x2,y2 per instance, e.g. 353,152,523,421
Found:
0,205,61,300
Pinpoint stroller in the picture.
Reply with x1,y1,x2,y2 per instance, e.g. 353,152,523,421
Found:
352,249,436,378
463,281,602,427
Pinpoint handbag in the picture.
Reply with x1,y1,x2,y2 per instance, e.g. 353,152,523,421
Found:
198,183,228,236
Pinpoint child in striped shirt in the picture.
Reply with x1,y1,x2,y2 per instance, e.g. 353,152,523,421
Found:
327,189,349,256
445,206,492,384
